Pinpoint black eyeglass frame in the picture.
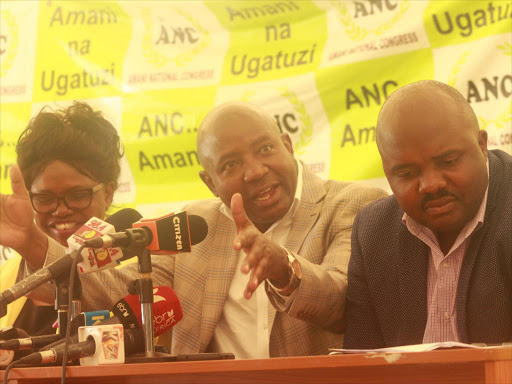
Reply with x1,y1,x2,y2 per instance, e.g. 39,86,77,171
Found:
29,183,105,214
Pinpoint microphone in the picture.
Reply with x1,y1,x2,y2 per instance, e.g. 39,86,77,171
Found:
15,326,144,365
19,287,183,366
0,334,61,350
41,286,182,351
69,209,143,273
69,310,111,330
105,209,144,238
0,327,29,340
0,328,30,367
119,286,183,336
18,335,98,365
0,255,75,318
0,209,142,316
104,210,141,262
84,211,208,255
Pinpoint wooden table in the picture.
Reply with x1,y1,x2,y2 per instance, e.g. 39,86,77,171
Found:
2,347,511,384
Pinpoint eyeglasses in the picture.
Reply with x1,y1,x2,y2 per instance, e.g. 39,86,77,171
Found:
29,183,104,214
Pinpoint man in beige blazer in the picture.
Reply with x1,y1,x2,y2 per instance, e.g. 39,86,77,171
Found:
2,102,386,358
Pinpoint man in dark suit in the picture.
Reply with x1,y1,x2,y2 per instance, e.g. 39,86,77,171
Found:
344,80,512,349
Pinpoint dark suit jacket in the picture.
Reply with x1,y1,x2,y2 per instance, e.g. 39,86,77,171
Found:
344,150,512,349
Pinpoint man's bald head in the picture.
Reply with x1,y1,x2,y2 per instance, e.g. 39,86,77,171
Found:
376,80,480,153
197,102,281,171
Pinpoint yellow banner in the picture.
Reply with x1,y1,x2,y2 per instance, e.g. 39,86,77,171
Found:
0,0,510,214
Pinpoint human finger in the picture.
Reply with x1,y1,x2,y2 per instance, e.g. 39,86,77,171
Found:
9,165,29,199
231,193,252,234
239,234,268,273
243,248,271,299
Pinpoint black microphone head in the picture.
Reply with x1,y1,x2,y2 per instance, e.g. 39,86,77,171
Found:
124,328,145,356
152,212,208,252
105,208,143,231
188,215,208,245
106,208,143,261
0,327,29,340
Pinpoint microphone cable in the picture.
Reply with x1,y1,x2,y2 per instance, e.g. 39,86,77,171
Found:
61,243,86,384
3,359,20,383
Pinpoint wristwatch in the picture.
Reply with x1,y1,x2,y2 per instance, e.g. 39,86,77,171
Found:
278,248,302,296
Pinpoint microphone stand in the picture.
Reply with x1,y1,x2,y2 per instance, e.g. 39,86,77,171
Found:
54,274,69,338
70,269,82,320
125,247,174,363
54,269,82,338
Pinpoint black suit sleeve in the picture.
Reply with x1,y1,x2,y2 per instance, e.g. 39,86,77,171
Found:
343,211,385,349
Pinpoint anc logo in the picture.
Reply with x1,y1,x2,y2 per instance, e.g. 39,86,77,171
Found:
141,6,211,67
241,87,314,155
330,0,410,42
449,41,512,131
478,42,512,131
0,9,19,77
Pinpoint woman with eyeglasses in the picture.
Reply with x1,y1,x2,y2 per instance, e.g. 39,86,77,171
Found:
0,101,122,336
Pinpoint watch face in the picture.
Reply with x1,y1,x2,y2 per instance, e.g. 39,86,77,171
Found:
286,251,302,280
292,259,303,280
281,250,302,294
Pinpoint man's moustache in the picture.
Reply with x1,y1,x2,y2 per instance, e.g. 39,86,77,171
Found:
422,190,458,207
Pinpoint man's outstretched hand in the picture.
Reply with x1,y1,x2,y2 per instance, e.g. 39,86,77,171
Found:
231,193,290,299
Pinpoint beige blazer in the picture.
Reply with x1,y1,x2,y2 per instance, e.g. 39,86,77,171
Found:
35,166,386,356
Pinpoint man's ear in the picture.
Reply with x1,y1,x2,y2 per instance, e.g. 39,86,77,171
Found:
478,129,488,156
281,133,294,156
199,170,218,197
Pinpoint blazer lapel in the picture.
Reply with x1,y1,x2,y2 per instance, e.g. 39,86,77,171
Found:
285,165,325,254
397,227,429,345
456,151,502,341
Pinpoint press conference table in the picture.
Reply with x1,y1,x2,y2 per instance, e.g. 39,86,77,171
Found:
1,347,511,384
